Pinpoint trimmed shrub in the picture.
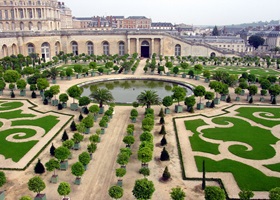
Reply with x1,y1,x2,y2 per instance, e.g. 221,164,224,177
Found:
160,135,167,146
78,112,84,121
57,103,63,110
31,91,37,98
62,130,69,141
139,167,150,177
162,166,171,181
160,147,170,161
159,116,165,125
50,143,56,156
34,159,45,174
70,120,77,131
159,124,166,135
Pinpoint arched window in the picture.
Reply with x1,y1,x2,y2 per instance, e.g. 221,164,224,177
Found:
11,22,15,30
87,42,94,55
5,22,9,30
10,9,14,19
141,41,149,46
2,45,8,57
71,41,78,55
28,22,33,30
20,22,24,30
175,44,181,56
27,43,35,55
55,42,60,55
19,9,24,18
41,42,50,59
103,41,109,55
119,41,125,56
12,44,17,55
37,22,42,30
0,23,3,31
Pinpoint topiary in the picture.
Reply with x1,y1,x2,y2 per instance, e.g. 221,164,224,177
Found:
34,159,45,174
78,112,84,121
159,124,166,135
210,100,215,108
160,135,167,146
31,91,37,98
162,166,171,181
70,120,77,131
57,103,63,110
139,167,150,177
61,130,69,141
158,108,164,117
50,143,56,156
272,97,277,105
160,147,170,161
249,97,253,104
83,107,89,114
226,95,231,103
159,116,165,125
11,91,15,98
43,98,48,105
189,106,194,113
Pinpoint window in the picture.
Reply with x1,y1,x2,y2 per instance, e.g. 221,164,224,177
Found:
28,9,32,18
41,42,50,59
71,41,78,55
37,9,41,18
37,22,42,30
27,43,35,55
55,42,60,55
87,42,94,55
175,44,181,56
0,11,2,20
103,41,109,55
5,10,8,19
28,22,33,30
19,9,24,18
119,41,125,56
20,22,24,30
5,22,9,30
10,9,14,19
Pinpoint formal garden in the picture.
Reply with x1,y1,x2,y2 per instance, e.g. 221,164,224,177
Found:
1,52,280,199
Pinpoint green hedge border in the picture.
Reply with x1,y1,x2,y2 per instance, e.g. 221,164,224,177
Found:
173,104,279,200
0,99,73,171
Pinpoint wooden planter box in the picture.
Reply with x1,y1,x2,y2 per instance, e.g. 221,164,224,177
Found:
204,78,209,83
260,97,265,102
68,153,72,160
189,75,193,79
60,77,64,80
20,90,26,96
166,72,170,76
34,193,46,200
62,102,67,108
235,96,240,101
76,74,81,79
175,105,183,113
197,103,204,110
73,143,81,150
164,108,171,114
241,90,245,96
99,107,104,114
220,95,227,101
67,76,72,80
51,99,59,106
100,128,105,134
74,177,81,185
50,175,58,183
0,191,4,200
94,115,98,122
131,118,136,123
60,161,68,170
0,90,3,95
91,71,95,77
84,165,88,171
182,73,186,78
70,103,78,111
160,71,163,76
173,74,177,77
117,180,123,187
195,75,200,80
214,98,220,105
206,102,211,108
85,127,90,134
52,79,57,84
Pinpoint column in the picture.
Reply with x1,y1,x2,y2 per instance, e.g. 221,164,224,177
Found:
127,37,130,55
160,38,163,56
136,38,139,55
151,38,154,57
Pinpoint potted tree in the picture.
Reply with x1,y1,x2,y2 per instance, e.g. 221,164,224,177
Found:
72,132,84,150
87,142,97,159
220,83,229,101
90,88,114,114
81,116,94,134
162,96,173,114
79,96,91,113
180,62,189,78
209,81,223,105
172,66,179,77
260,89,267,102
0,79,6,95
50,67,58,84
235,87,242,101
137,147,153,168
3,70,21,96
67,85,82,111
184,95,196,113
194,85,206,110
37,78,50,97
123,135,135,148
65,68,73,80
130,109,138,123
203,70,211,83
74,64,83,79
89,104,100,121
71,162,85,185
172,86,186,113
54,146,70,170
50,85,60,106
59,70,66,80
89,62,97,76
57,182,71,200
89,133,100,143
194,64,203,80
99,119,107,134
78,152,91,170
45,158,60,183
59,93,69,108
27,176,46,200
62,140,74,159
0,171,6,200
108,185,123,199
205,91,214,108
116,168,126,187
16,79,27,96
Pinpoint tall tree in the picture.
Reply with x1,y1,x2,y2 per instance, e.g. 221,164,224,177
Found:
28,176,46,195
137,90,161,109
212,26,219,36
90,88,114,108
248,35,265,49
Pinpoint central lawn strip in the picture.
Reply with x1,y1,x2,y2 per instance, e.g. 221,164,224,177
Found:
185,119,220,155
0,121,2,127
0,128,38,162
205,117,278,160
264,163,280,172
0,110,35,119
12,115,59,135
236,107,280,128
195,156,280,191
0,102,24,111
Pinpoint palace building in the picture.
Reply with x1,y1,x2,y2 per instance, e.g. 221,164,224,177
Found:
0,0,238,60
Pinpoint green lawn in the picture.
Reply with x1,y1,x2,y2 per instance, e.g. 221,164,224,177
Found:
185,119,220,155
0,128,38,162
12,115,59,135
236,107,280,128
0,102,24,111
0,110,35,119
264,163,280,172
195,156,280,191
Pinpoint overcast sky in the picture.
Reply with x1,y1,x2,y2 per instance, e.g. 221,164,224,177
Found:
63,0,280,26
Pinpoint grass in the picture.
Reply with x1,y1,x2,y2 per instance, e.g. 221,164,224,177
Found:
0,128,38,162
264,163,280,172
236,107,280,128
185,119,220,155
0,102,24,111
12,115,60,135
195,156,280,191
0,110,35,119
203,117,278,160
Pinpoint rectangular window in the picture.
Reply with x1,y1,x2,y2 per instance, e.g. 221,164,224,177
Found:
0,11,2,20
28,9,32,18
5,10,8,19
37,9,41,18
19,9,24,18
11,9,14,19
